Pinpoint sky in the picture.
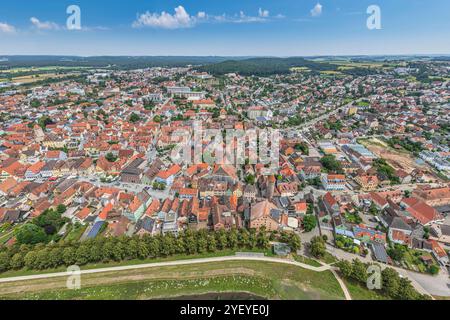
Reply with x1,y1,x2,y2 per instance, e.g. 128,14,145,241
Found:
0,0,449,56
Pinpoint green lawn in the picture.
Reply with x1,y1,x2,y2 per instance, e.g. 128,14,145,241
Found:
401,249,437,274
342,278,389,300
319,252,338,265
62,224,88,242
0,260,345,300
293,254,322,267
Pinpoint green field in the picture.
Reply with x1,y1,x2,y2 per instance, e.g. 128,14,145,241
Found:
0,260,346,300
342,278,390,300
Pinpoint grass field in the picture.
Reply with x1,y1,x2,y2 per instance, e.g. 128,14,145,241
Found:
0,260,345,300
293,254,322,267
342,278,389,300
1,66,90,74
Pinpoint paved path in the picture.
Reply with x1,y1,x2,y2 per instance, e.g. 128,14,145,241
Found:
331,268,352,300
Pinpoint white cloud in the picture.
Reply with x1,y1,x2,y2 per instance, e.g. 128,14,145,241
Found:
30,17,60,30
132,6,196,29
258,8,270,18
311,3,323,17
132,5,283,29
0,22,16,34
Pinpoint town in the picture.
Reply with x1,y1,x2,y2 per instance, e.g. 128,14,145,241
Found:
0,55,449,300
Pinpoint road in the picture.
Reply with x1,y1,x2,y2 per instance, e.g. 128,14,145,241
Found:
78,176,170,199
0,255,352,300
325,244,448,298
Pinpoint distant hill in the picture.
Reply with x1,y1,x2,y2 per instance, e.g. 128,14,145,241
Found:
197,57,339,76
0,56,251,69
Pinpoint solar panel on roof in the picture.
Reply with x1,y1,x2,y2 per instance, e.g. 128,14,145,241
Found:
87,221,105,239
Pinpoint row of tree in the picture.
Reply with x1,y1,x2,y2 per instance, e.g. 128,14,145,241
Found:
336,259,430,300
0,228,301,273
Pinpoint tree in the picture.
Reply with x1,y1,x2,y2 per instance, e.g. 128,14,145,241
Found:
351,259,368,283
303,215,317,232
381,267,400,298
244,174,256,185
9,253,24,270
62,246,77,265
288,233,302,251
144,100,155,110
207,234,217,252
320,154,344,174
387,244,406,262
15,224,48,245
137,241,150,259
256,230,270,250
196,234,208,253
105,152,118,163
238,229,250,248
228,229,239,249
76,245,91,265
369,202,379,215
56,204,67,214
0,252,9,272
310,236,326,258
129,113,141,123
337,260,353,278
37,116,54,129
24,251,38,269
30,99,41,108
428,264,439,275
216,230,228,250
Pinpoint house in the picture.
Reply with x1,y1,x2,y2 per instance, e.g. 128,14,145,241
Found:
388,217,412,246
210,164,238,183
413,186,450,207
178,188,198,200
124,192,152,222
353,225,386,244
430,223,450,246
354,175,379,192
120,158,145,184
25,161,46,181
321,174,346,191
135,216,157,236
0,178,18,196
45,150,67,161
400,198,444,226
243,184,257,200
154,164,181,185
291,201,307,216
277,182,298,197
40,161,57,180
429,240,449,266
371,242,389,264
248,200,280,231
322,192,340,216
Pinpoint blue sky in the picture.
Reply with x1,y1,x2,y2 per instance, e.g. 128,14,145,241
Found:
0,0,449,56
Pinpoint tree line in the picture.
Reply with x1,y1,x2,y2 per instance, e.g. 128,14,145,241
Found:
0,228,301,273
336,259,430,300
